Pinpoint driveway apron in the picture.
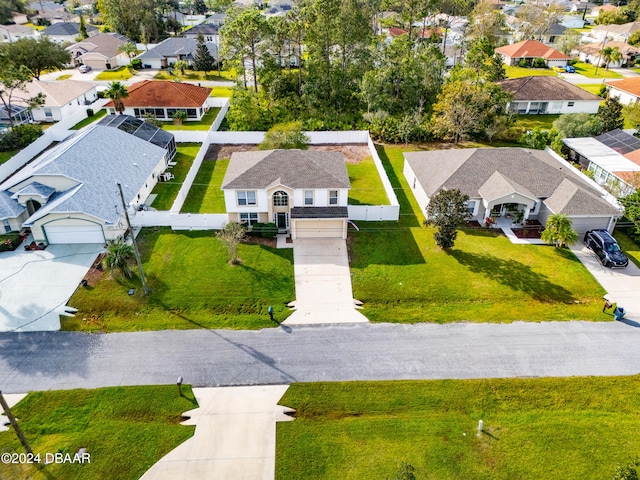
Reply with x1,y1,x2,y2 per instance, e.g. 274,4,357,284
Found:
285,238,368,324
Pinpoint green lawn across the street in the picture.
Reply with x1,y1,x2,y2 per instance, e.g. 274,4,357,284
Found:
94,66,134,81
154,69,236,81
0,385,196,480
347,145,608,324
69,109,107,130
505,66,558,78
512,114,560,131
576,83,605,96
346,156,389,205
149,143,201,211
210,86,233,97
181,158,229,213
276,377,640,480
0,150,18,165
63,228,294,332
160,108,220,131
572,61,622,79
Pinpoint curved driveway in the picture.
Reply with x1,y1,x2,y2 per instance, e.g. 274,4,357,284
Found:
1,321,640,393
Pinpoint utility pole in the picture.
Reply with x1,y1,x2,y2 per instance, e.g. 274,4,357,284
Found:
117,183,150,295
0,391,32,455
595,34,609,77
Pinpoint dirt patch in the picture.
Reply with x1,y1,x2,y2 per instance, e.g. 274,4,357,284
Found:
204,143,371,164
81,253,106,287
243,235,277,248
511,220,544,239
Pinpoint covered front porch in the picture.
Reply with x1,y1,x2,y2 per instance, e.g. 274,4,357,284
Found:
478,171,539,229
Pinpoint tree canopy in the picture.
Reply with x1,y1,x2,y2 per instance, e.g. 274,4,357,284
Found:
425,188,470,250
0,38,71,80
540,214,578,248
194,32,216,72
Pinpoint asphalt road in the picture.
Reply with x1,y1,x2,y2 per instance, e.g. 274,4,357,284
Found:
1,321,640,393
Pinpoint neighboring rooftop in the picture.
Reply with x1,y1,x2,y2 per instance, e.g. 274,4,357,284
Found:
497,76,601,101
496,40,570,60
42,22,98,36
606,76,640,97
595,129,640,155
136,37,218,61
15,79,98,108
592,21,640,35
97,114,176,158
103,80,212,109
67,33,130,58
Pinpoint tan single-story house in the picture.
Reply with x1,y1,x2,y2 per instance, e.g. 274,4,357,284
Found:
16,79,98,122
0,115,176,244
495,40,570,67
221,149,351,239
573,41,640,69
66,33,131,69
0,24,40,43
497,76,602,114
403,147,622,234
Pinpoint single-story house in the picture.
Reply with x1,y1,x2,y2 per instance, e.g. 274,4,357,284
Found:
66,33,131,69
590,21,640,43
135,37,218,69
563,129,640,197
104,80,212,121
11,11,29,24
41,22,98,44
403,147,622,234
0,115,176,244
182,23,221,45
606,77,640,105
0,24,40,43
559,15,586,29
495,40,570,67
221,149,351,239
31,10,79,25
573,40,640,68
497,76,602,114
14,79,98,122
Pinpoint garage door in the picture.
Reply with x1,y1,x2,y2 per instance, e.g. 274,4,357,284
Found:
45,224,105,244
569,216,612,235
294,219,345,239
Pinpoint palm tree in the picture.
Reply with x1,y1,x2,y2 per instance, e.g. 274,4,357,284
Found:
602,46,622,70
541,214,578,248
117,41,138,59
104,240,134,278
173,60,189,75
104,81,129,114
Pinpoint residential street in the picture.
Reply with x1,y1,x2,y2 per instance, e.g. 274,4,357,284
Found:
1,321,639,394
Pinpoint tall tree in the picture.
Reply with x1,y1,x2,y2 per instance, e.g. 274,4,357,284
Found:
0,0,25,24
598,96,624,132
79,14,89,39
194,0,207,14
466,0,508,46
540,214,578,248
425,188,470,250
552,113,603,138
602,46,623,70
1,38,71,80
221,6,268,93
193,32,216,72
104,81,129,114
620,190,640,238
0,60,45,128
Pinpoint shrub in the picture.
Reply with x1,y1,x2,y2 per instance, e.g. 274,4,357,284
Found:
130,58,142,70
517,59,529,68
532,57,547,68
260,223,278,238
259,121,309,150
0,124,43,152
0,234,22,252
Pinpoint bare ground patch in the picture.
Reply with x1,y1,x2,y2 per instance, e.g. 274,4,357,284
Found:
204,143,371,164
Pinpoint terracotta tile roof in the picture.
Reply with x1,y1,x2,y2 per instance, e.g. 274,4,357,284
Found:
104,80,212,108
496,40,570,60
622,149,640,166
606,77,640,96
388,27,407,37
497,76,601,101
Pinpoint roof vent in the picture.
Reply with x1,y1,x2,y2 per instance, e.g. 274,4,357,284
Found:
132,162,138,166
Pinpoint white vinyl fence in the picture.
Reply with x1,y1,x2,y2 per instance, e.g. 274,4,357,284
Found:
131,211,228,229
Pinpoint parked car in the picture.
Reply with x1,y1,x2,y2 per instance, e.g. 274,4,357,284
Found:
584,230,629,268
552,66,566,73
564,65,576,73
78,64,91,73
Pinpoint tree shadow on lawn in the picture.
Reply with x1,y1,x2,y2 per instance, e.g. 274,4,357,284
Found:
348,227,426,268
449,250,575,303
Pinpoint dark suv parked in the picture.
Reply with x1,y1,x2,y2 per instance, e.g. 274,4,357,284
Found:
584,230,629,268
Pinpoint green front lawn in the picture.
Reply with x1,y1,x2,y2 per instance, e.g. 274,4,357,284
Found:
572,62,622,79
154,69,236,81
0,385,196,480
94,66,134,81
576,83,605,96
276,377,640,480
347,156,389,205
70,109,107,130
149,143,201,210
513,114,560,131
614,229,640,268
160,108,220,131
210,86,233,97
181,158,229,213
505,66,558,78
0,150,18,164
349,145,607,324
63,228,294,332
56,74,72,80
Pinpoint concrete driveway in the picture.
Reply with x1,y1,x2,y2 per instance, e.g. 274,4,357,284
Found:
0,244,102,332
571,243,640,322
285,238,368,324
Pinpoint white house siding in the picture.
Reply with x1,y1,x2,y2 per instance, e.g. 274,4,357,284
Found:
608,87,639,105
403,161,430,216
547,59,570,67
510,99,601,115
31,213,111,243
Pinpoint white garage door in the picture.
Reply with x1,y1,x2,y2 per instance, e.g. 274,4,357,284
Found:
294,219,345,239
569,217,612,235
45,224,105,244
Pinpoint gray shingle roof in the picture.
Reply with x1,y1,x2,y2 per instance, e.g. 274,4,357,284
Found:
0,191,25,220
404,148,620,217
477,171,536,202
7,125,167,226
136,37,218,61
42,22,98,36
497,76,602,102
12,182,56,200
221,150,351,190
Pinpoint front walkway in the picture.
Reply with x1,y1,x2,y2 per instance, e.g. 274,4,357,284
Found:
501,227,546,245
140,385,293,480
284,238,368,324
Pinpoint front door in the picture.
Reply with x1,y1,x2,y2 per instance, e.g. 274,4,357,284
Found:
276,212,287,230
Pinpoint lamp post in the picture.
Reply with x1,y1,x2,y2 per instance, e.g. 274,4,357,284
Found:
594,34,609,77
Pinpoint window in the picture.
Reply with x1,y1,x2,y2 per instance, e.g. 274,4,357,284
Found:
187,108,197,118
273,190,289,206
551,101,562,110
44,108,52,118
568,102,575,107
465,200,476,216
3,219,10,233
329,190,338,205
304,190,314,205
240,212,258,225
237,190,256,206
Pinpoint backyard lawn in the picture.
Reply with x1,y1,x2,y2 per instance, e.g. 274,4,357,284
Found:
347,156,389,205
149,143,201,211
276,377,640,480
512,114,559,131
572,62,622,79
70,109,107,130
0,385,196,480
160,108,220,131
63,228,294,332
94,66,134,81
0,150,18,164
181,158,228,213
505,66,558,78
347,145,608,324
